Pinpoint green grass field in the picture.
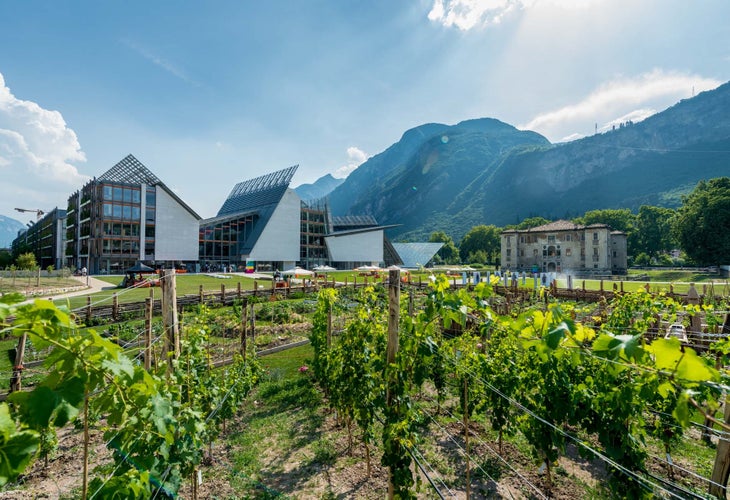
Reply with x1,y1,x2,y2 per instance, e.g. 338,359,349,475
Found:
19,268,730,310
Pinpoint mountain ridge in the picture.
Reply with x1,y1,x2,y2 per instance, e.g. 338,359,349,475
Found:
0,215,25,249
329,83,730,241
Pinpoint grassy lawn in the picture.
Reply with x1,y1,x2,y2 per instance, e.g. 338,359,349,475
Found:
57,273,267,309
0,275,83,296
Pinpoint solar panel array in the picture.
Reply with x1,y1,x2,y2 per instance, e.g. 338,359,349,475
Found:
217,165,298,217
331,215,379,228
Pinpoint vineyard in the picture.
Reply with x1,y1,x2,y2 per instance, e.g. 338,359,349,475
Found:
0,270,729,498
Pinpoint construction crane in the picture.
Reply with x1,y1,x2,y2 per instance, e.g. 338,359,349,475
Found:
14,208,45,221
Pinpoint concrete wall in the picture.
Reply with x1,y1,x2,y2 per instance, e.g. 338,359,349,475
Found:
154,187,200,261
325,229,384,263
248,189,301,262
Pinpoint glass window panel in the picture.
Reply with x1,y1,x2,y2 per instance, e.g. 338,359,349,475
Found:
146,208,155,222
132,190,141,203
123,189,132,203
103,186,113,200
113,205,122,218
146,189,156,206
123,205,132,219
113,187,123,201
103,204,113,217
132,206,140,220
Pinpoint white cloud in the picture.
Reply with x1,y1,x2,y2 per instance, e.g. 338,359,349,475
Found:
0,72,89,216
520,70,722,142
428,0,604,30
428,0,515,30
598,108,656,133
334,146,368,178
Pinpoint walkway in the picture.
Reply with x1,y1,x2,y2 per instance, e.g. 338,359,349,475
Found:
20,275,117,306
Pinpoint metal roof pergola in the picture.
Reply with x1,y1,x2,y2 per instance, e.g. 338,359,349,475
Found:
98,154,163,185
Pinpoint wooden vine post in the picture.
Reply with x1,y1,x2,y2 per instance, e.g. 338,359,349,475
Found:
9,332,27,392
710,396,730,498
160,269,180,371
82,386,90,500
112,293,119,321
144,297,153,371
386,269,400,500
326,302,332,349
464,377,471,500
249,301,256,350
240,298,248,361
709,313,730,498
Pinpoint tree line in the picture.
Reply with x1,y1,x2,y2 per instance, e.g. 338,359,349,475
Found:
428,177,730,268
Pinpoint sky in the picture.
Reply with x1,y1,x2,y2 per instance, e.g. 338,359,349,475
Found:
1,0,729,222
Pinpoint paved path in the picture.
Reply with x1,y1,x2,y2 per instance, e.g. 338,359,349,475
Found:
20,276,118,305
20,272,273,306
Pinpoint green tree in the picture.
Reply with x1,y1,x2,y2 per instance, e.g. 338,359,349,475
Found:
513,216,551,230
459,225,500,264
635,205,676,260
574,208,635,233
574,208,638,255
0,249,12,268
467,250,488,265
15,252,37,270
428,231,459,264
673,177,730,266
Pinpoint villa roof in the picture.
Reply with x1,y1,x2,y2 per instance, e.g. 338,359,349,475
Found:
502,219,617,233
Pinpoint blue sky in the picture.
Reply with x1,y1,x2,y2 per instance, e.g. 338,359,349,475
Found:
1,0,728,221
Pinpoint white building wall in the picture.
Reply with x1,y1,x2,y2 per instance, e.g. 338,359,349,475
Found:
325,230,384,263
154,187,200,261
248,189,301,262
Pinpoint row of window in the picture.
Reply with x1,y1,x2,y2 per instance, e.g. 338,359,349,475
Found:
103,186,142,204
100,239,155,255
102,204,157,222
507,247,598,258
101,222,156,239
507,232,602,246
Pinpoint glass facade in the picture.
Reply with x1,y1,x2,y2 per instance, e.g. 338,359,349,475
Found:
67,181,146,273
198,214,257,270
300,203,328,268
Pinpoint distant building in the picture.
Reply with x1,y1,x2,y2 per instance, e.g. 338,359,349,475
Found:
11,208,67,269
65,154,201,274
199,166,397,271
500,220,627,276
390,242,444,269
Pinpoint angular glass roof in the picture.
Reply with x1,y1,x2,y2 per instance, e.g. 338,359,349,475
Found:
217,165,298,217
98,154,162,185
391,242,444,268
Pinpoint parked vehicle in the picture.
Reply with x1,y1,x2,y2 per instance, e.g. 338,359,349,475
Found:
665,323,688,342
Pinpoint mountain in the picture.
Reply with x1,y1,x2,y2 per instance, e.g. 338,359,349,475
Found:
294,174,344,201
0,215,25,248
329,83,730,241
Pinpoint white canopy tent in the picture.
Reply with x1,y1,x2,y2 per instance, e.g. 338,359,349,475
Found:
281,267,314,276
